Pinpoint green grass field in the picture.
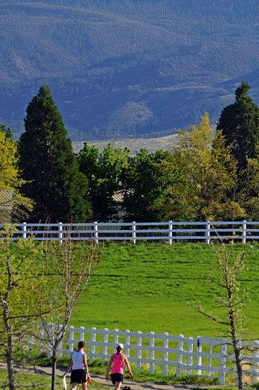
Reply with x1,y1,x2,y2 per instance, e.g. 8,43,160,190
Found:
69,242,259,340
0,369,112,390
2,241,259,389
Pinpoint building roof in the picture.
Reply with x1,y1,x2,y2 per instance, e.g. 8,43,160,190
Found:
0,189,13,223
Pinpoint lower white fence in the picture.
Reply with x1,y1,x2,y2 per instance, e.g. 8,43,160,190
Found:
35,326,259,385
4,220,259,243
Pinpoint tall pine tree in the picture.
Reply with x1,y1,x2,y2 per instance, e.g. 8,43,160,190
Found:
217,81,259,172
18,85,92,222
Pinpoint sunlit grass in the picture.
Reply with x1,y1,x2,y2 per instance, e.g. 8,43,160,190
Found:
2,241,259,388
70,242,259,340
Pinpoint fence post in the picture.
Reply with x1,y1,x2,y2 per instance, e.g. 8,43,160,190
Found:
103,328,109,364
197,336,202,376
28,335,34,351
206,221,211,245
114,328,119,347
163,332,169,376
242,220,247,244
168,221,173,245
125,329,130,358
150,331,155,374
137,331,142,371
220,342,227,385
59,222,63,243
177,334,184,377
187,337,193,376
68,326,75,353
94,222,99,244
57,324,63,357
22,222,27,239
39,326,45,356
47,322,54,358
79,326,85,341
132,222,136,244
90,327,97,361
208,344,213,377
252,340,259,383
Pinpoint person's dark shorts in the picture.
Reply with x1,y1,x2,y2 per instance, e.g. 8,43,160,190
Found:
71,369,87,384
111,373,124,384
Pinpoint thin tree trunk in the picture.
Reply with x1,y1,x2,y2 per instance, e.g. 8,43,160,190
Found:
51,348,57,390
229,303,243,390
233,343,243,390
6,333,15,390
2,300,15,390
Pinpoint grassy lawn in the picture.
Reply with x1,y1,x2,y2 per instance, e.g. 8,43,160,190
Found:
70,242,259,340
0,369,109,390
2,241,259,389
0,362,245,390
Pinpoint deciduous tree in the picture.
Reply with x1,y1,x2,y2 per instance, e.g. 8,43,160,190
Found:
37,236,102,390
192,239,248,390
153,114,243,221
0,121,32,222
121,148,171,222
78,142,130,221
0,225,48,390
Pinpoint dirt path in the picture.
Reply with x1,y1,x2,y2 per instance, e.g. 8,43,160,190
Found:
0,363,203,390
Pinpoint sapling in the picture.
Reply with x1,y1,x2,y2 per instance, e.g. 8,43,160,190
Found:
35,232,103,390
192,238,248,390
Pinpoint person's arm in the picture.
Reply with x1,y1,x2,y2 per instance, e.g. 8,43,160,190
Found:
106,355,115,380
124,356,133,377
83,353,90,377
63,358,73,376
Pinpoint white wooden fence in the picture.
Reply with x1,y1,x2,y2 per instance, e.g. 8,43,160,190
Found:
3,220,259,243
35,326,259,385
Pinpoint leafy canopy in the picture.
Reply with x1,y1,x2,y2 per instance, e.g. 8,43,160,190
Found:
153,113,243,221
0,121,32,222
78,142,130,221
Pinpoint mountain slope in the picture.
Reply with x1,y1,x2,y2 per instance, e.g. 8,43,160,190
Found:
0,0,259,140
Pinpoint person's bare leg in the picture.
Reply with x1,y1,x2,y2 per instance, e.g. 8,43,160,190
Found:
115,381,122,390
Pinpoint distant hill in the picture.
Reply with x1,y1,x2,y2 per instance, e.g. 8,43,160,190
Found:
0,0,259,141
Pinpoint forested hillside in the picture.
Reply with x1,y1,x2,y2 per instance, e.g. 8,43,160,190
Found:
0,0,259,140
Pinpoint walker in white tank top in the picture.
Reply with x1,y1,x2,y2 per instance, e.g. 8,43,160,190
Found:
72,350,85,370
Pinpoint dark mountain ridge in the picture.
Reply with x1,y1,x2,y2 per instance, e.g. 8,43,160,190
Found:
0,0,259,140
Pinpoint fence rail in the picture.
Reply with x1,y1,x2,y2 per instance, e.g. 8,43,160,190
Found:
34,326,259,385
2,220,259,243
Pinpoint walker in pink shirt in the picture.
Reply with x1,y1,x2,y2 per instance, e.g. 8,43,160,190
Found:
111,353,124,374
106,343,133,390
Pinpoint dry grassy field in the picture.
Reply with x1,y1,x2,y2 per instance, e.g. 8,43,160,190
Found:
73,134,178,155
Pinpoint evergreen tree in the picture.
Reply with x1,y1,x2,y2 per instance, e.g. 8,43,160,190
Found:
18,85,91,222
217,81,259,172
236,158,259,220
